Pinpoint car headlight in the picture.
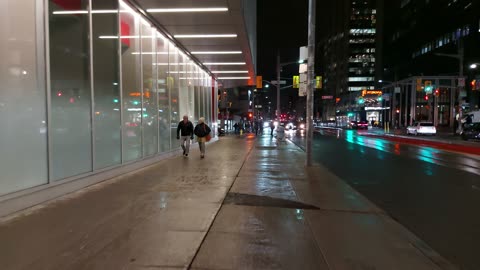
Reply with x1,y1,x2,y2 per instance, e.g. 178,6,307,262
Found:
300,124,305,129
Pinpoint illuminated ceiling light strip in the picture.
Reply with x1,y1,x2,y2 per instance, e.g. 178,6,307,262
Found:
154,63,196,66
211,70,248,73
147,7,228,13
131,52,169,55
53,10,88,14
99,35,155,39
174,34,237,38
218,77,251,80
167,71,203,74
203,62,246,65
191,51,242,55
92,10,119,14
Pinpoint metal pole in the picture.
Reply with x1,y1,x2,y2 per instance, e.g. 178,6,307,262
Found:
306,0,316,167
457,40,464,134
276,50,281,118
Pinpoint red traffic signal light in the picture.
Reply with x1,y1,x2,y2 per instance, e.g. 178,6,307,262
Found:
248,112,253,118
434,88,440,96
424,95,429,101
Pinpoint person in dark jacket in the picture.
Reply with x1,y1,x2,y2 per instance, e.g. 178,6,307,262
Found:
177,115,194,157
194,117,211,158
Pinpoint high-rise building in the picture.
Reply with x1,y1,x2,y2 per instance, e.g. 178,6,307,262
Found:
318,0,384,124
384,0,480,110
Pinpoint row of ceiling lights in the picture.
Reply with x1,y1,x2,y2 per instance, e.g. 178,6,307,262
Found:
53,5,249,80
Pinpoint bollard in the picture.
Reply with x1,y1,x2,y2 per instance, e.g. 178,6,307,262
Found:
240,129,243,136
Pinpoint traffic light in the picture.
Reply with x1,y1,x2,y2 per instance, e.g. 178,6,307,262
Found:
293,76,300,88
424,81,433,93
248,112,253,119
256,76,262,89
315,76,322,89
471,80,477,90
424,95,429,101
434,88,440,96
416,78,423,91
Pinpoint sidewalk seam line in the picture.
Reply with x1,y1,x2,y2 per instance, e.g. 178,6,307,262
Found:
186,140,256,270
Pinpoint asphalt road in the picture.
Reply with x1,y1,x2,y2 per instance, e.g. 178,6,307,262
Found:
289,129,480,270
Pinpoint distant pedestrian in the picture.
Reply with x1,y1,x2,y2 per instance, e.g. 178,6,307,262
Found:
177,115,194,157
234,122,239,134
270,121,275,136
194,117,211,159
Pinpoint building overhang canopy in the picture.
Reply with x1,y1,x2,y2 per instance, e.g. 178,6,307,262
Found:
134,0,256,88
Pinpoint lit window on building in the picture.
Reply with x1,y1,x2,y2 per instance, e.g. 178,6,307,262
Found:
349,28,376,34
348,77,374,82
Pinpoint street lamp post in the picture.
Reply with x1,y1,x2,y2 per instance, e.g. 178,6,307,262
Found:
305,0,316,167
275,51,303,119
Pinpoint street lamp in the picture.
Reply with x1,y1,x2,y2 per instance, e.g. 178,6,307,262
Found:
470,63,478,69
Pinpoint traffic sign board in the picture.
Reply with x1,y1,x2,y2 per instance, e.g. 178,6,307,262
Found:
271,80,286,85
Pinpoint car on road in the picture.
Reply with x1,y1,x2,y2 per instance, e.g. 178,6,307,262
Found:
349,120,368,130
357,120,369,130
461,123,480,141
406,122,436,135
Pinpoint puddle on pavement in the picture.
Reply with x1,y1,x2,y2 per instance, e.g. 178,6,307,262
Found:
224,192,319,210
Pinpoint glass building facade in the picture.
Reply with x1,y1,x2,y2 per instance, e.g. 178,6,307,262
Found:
348,1,377,92
0,0,217,198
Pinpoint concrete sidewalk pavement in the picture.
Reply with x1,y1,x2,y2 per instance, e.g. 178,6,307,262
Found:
0,134,457,270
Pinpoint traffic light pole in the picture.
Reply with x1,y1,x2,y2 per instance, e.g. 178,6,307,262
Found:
276,51,281,118
306,0,316,167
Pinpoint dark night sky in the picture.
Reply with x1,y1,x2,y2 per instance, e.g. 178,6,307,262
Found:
257,0,309,81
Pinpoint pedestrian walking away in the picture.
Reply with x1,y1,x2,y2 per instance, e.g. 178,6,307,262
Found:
194,117,211,159
177,115,194,157
270,120,275,136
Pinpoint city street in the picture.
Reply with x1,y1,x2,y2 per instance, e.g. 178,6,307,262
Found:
290,129,480,270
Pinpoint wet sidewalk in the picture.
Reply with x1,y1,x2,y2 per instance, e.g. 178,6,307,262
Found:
0,134,457,270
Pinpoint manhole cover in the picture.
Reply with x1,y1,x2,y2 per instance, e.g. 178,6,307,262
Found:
224,192,319,209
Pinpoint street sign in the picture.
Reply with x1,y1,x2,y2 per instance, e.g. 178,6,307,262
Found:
299,63,307,73
299,74,307,96
321,95,333,100
458,78,465,87
394,87,401,93
299,46,308,62
271,80,286,85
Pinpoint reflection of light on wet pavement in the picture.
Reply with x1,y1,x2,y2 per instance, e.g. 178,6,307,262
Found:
295,209,304,220
394,143,400,155
320,130,480,176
